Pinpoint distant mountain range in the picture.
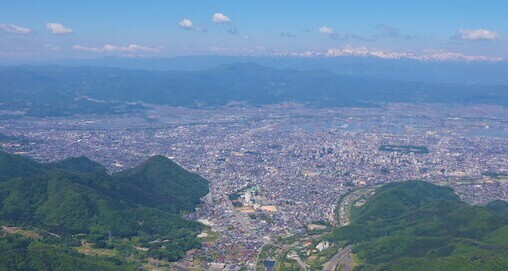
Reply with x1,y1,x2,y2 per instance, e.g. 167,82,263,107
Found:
1,63,507,117
278,48,506,62
326,181,508,271
28,55,508,85
0,151,209,270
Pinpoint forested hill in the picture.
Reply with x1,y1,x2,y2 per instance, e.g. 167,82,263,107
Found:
326,180,508,271
114,155,210,212
0,151,209,270
1,64,508,117
0,151,107,182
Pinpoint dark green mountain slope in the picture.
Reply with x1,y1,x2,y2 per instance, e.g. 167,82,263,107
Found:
0,152,105,182
114,155,209,212
486,200,508,221
0,151,45,182
326,180,508,271
0,151,209,269
48,156,106,174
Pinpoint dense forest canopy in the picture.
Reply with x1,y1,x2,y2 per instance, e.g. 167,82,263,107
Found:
0,151,209,270
326,181,508,271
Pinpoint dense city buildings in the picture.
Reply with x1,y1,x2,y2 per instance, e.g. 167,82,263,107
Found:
1,103,507,269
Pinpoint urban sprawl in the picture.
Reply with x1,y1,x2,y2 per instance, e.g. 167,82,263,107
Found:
1,103,507,270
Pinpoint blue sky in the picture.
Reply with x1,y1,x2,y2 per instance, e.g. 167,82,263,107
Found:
1,0,507,61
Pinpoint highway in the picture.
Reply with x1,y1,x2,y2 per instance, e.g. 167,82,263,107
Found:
322,245,353,271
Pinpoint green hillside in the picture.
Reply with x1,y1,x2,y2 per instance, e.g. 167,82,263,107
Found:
0,151,45,182
0,152,105,182
326,180,508,271
48,156,106,174
486,200,508,221
0,151,209,270
0,232,136,271
114,155,209,212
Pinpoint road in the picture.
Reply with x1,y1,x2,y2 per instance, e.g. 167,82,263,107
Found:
219,187,270,245
287,251,309,271
337,188,374,227
322,245,353,271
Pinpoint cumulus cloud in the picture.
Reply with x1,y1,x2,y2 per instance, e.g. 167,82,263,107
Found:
73,44,160,53
456,29,501,41
178,18,206,32
0,24,32,34
46,23,73,34
318,26,334,34
212,13,231,23
179,18,193,29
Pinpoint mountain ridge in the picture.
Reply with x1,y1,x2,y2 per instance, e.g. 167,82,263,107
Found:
0,151,209,269
325,180,508,271
1,63,507,117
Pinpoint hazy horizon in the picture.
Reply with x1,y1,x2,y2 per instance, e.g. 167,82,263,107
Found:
1,0,508,62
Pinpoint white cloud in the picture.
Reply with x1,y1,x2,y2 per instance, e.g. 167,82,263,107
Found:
46,23,73,34
179,18,194,29
73,44,160,53
0,24,32,34
212,13,231,23
318,26,334,34
178,18,206,32
456,29,501,41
